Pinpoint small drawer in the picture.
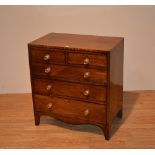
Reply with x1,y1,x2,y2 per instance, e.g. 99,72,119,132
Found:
30,49,65,64
68,52,107,67
31,63,107,85
34,95,106,124
33,79,106,103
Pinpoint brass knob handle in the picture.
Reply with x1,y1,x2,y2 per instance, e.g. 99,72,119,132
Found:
83,89,90,96
84,109,89,116
46,85,52,91
45,67,51,74
84,72,90,79
44,54,50,61
47,103,53,109
83,58,90,65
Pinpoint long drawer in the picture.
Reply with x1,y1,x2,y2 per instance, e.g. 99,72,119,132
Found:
34,95,106,124
33,78,106,103
31,63,107,85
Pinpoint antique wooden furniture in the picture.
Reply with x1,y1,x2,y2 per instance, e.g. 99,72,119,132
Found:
28,33,124,140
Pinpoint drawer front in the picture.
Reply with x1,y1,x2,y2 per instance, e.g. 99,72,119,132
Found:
30,49,65,64
33,78,106,103
31,63,107,84
68,52,107,67
34,95,106,124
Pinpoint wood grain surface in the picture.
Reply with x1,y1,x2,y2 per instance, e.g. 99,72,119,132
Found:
31,63,107,85
68,52,107,67
0,91,154,148
31,48,65,64
28,32,123,52
33,78,106,103
34,95,106,126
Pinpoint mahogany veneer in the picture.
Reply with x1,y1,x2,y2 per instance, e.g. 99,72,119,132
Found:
28,32,124,140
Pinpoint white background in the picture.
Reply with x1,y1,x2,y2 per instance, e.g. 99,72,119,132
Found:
0,5,155,93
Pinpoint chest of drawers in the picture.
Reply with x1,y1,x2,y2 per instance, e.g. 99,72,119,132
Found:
28,33,124,140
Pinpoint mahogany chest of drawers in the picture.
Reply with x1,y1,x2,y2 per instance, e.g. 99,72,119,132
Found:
28,33,124,140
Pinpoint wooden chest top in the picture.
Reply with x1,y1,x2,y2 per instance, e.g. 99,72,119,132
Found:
28,32,123,52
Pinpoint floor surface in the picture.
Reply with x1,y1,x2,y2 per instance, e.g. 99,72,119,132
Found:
0,91,155,148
